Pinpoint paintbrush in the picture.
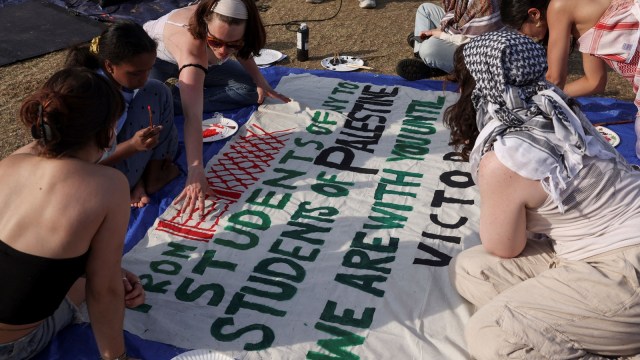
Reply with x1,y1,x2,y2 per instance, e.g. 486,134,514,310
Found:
147,105,153,128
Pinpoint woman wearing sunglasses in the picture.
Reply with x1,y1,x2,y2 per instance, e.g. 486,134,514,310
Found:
144,0,290,215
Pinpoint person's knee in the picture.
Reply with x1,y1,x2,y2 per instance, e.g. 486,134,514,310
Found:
225,81,259,105
448,252,464,293
201,84,257,113
417,42,454,72
417,2,444,19
449,247,481,292
464,309,505,360
449,245,502,307
144,79,172,99
449,253,479,307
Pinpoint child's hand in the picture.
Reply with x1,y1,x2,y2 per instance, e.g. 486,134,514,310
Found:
131,126,162,151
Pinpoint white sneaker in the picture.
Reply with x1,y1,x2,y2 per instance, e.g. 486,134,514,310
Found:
359,0,375,8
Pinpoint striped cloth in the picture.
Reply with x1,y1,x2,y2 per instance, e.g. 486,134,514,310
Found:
465,30,618,211
578,0,640,158
440,0,502,36
578,0,640,65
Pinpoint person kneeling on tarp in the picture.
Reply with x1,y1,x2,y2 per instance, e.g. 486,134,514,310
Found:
445,30,640,359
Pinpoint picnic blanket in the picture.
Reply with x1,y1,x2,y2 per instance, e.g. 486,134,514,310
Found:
33,67,640,360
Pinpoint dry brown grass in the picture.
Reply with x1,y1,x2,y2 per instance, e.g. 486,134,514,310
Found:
0,0,635,159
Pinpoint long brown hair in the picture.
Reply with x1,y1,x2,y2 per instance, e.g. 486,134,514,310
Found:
188,0,266,60
443,44,478,161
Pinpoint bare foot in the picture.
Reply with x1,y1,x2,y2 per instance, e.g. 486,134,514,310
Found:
130,180,151,208
144,159,181,195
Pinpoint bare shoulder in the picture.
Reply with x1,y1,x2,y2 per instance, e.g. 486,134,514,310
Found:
548,0,575,10
13,156,130,205
164,6,205,62
547,0,579,23
478,151,514,180
80,163,129,202
478,152,521,199
550,0,612,31
478,152,547,209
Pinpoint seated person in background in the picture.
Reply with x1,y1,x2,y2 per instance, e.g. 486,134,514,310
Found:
544,0,640,158
65,21,180,208
0,68,144,360
143,0,290,216
395,0,502,81
444,29,640,359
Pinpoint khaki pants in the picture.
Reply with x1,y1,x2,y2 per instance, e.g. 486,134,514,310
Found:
450,239,640,359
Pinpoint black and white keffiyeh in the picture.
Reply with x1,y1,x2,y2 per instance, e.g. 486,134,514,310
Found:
463,30,618,211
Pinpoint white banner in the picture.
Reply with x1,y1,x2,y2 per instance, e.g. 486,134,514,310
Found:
123,73,481,360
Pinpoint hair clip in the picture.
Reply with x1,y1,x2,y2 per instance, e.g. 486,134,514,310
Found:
30,124,41,140
90,36,100,55
30,122,50,142
35,103,52,143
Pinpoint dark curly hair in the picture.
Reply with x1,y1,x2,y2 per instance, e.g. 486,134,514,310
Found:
443,44,478,161
20,67,124,158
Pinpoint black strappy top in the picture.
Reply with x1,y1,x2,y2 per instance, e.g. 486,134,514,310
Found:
0,239,89,325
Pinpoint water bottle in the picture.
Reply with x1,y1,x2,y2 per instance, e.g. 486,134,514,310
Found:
296,23,309,61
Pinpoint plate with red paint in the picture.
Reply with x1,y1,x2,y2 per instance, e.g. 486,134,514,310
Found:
202,113,238,142
595,125,621,147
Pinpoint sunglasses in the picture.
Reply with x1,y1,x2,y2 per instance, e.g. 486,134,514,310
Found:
206,29,244,50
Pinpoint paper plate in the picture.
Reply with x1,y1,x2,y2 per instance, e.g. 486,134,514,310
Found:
254,49,285,66
202,116,239,142
595,125,621,147
320,56,365,72
171,349,235,360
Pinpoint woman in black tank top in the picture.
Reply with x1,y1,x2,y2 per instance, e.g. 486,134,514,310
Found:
0,68,145,360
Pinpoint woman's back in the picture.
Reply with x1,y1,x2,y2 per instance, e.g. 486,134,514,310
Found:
0,153,126,260
0,67,142,360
